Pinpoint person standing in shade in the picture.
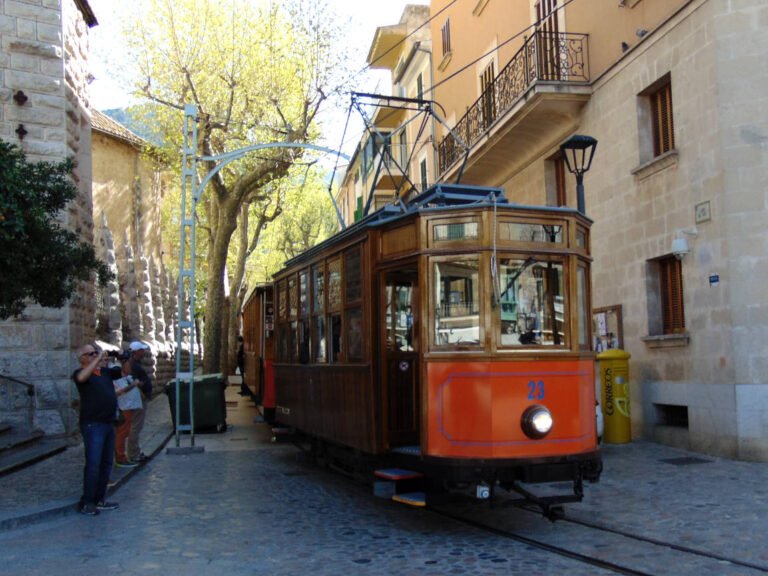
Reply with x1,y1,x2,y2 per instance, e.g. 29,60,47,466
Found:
126,341,153,463
72,344,122,515
237,335,250,397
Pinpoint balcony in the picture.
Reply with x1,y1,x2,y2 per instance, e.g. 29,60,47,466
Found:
438,31,591,185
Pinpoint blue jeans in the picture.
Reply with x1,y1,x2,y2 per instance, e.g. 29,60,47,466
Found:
80,422,115,506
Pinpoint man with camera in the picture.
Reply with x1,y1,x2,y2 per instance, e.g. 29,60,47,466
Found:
72,344,125,515
125,341,152,463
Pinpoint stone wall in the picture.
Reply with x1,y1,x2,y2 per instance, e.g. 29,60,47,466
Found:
581,0,768,461
493,0,767,461
0,0,96,437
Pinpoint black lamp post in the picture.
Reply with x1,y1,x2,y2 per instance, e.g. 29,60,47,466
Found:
559,135,598,215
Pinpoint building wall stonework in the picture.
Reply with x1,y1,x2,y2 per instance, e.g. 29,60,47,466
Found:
572,0,767,460
0,0,98,437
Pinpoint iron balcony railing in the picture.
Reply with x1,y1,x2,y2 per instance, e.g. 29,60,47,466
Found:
438,31,589,175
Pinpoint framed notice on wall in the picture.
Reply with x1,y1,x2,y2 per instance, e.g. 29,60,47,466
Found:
592,305,624,352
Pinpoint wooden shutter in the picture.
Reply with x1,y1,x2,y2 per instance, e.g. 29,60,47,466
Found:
441,19,451,56
660,256,685,333
651,82,675,156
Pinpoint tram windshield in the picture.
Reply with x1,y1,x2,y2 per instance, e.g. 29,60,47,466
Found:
433,259,481,347
497,258,566,347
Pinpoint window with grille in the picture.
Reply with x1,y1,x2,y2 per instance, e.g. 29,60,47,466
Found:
650,80,675,156
441,19,451,56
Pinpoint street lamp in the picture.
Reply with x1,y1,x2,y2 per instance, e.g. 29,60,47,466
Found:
559,135,598,215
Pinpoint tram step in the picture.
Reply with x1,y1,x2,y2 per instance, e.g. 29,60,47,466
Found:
271,427,294,443
374,468,424,481
392,492,426,507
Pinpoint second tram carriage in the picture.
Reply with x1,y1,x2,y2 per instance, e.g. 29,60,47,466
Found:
242,183,601,514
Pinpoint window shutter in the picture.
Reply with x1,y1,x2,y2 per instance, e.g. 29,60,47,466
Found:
652,82,675,156
660,257,685,333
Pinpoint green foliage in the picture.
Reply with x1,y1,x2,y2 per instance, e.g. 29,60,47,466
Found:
0,142,113,320
119,0,355,371
249,165,338,283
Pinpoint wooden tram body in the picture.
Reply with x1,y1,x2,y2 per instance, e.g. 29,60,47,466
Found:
242,184,601,510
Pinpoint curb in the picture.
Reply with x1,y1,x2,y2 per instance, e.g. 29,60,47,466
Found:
0,428,174,533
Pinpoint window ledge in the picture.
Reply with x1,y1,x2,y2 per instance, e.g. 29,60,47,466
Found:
631,149,679,181
438,51,453,72
642,332,689,349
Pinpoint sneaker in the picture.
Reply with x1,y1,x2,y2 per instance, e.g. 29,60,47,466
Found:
96,501,119,511
114,460,138,468
80,503,99,516
129,452,148,462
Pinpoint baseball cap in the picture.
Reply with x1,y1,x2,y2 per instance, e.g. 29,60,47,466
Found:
129,341,149,352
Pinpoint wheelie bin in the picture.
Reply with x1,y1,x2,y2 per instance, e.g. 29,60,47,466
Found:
165,373,227,433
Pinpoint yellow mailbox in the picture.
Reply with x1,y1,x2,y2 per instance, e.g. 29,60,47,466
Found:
597,349,631,443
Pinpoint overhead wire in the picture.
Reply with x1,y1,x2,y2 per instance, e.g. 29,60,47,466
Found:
183,0,582,172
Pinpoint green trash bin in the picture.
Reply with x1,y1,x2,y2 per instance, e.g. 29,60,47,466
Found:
165,373,227,433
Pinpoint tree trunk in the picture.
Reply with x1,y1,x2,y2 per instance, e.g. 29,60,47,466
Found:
226,204,250,378
202,202,238,373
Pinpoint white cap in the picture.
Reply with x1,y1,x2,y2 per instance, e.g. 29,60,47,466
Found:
129,341,149,352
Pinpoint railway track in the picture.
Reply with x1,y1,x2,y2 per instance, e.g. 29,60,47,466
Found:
428,497,768,575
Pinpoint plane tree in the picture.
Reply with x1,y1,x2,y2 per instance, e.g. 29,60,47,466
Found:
123,0,353,372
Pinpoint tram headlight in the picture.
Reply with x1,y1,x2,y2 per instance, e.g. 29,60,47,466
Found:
521,405,553,439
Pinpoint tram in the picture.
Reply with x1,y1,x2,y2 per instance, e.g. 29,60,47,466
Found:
242,183,601,515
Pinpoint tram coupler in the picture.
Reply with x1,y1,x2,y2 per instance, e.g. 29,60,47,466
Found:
503,480,584,521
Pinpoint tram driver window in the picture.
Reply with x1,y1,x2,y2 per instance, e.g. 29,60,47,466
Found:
496,258,567,347
433,259,481,347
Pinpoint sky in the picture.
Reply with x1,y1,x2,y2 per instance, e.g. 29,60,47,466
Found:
87,0,430,111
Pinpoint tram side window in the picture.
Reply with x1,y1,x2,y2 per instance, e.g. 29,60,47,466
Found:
497,258,568,347
312,265,326,363
328,258,342,362
277,280,288,362
346,308,363,361
577,263,589,349
433,259,481,347
288,276,298,362
345,247,364,362
298,270,310,363
330,314,342,362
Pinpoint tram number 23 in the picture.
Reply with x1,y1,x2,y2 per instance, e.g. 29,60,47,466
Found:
527,380,545,400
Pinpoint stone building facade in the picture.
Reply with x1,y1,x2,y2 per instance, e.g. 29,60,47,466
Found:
91,109,178,388
1,0,98,436
0,1,176,438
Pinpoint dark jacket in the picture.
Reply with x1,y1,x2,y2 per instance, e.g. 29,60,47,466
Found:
72,366,121,424
131,360,153,399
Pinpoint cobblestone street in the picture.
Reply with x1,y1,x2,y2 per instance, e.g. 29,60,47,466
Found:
1,385,767,575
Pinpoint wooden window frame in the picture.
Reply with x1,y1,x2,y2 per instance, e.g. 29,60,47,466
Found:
441,19,451,56
659,256,685,334
650,79,675,157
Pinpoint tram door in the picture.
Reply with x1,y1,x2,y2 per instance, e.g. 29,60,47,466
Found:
383,271,419,447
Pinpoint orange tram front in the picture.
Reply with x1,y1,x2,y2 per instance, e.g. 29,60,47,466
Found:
245,184,602,514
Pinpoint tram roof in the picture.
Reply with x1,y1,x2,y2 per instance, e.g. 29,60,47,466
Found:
282,183,590,269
